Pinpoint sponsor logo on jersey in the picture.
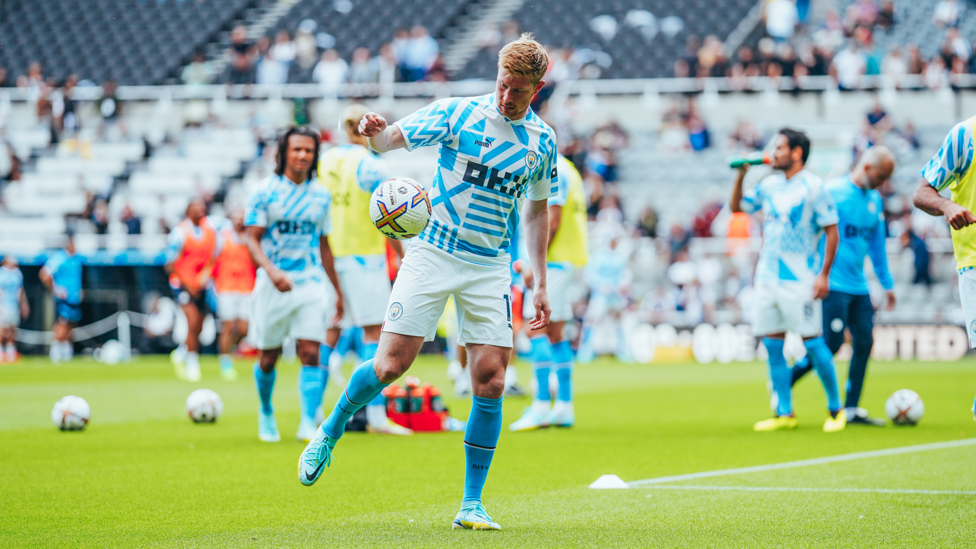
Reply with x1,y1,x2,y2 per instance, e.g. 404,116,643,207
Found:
475,137,495,148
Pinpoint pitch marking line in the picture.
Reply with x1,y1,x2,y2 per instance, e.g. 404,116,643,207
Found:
629,438,976,487
643,485,976,496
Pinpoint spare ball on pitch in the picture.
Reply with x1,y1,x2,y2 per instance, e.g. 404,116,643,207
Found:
885,389,924,426
185,389,223,423
369,177,431,240
52,395,91,431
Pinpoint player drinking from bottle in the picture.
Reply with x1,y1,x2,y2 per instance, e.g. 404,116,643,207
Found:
730,128,847,433
299,34,557,531
790,146,897,426
245,127,343,443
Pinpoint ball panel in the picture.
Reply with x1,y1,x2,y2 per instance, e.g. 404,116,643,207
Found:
369,177,431,240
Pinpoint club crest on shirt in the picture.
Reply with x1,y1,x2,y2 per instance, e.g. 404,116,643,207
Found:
867,201,877,215
525,150,539,171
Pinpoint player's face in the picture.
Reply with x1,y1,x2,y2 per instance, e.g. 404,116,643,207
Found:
187,200,206,223
231,211,245,232
771,134,797,171
495,68,544,120
64,239,75,255
285,135,317,178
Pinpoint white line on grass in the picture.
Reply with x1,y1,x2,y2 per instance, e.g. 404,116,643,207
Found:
643,485,976,496
629,438,976,487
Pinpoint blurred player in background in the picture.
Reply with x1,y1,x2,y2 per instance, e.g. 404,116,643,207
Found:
790,146,896,426
317,103,410,435
509,153,587,431
212,210,256,381
300,35,556,531
731,128,847,433
40,235,83,363
245,127,343,443
913,116,976,351
0,256,29,363
165,198,218,383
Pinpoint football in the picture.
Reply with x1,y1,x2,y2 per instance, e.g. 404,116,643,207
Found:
885,389,924,426
369,177,431,240
51,396,91,431
185,389,224,423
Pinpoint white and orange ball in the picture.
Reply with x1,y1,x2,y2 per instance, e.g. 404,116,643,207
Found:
369,178,431,240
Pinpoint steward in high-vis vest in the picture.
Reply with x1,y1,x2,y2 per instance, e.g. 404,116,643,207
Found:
212,210,257,380
317,103,409,435
165,197,219,382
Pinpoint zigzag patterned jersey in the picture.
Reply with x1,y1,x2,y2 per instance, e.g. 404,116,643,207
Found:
740,169,838,285
394,93,558,266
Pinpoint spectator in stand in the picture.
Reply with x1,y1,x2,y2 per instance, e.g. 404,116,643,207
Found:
728,119,765,151
876,0,896,29
866,98,891,131
851,0,879,27
256,48,288,86
402,25,439,82
687,110,710,151
227,25,256,85
924,55,948,89
697,35,723,78
943,27,971,65
294,22,319,70
831,41,866,90
815,7,846,53
0,66,9,88
765,0,799,43
735,45,761,77
312,49,349,94
906,43,926,76
901,228,932,286
121,205,141,235
637,206,658,238
182,51,214,86
933,0,962,29
881,45,907,84
373,43,399,86
680,36,701,77
348,47,375,84
270,31,296,68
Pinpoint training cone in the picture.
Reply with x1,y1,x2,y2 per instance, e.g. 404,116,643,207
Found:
589,474,630,489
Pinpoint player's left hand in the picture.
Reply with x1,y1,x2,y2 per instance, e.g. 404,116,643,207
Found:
330,294,344,326
812,274,829,300
359,113,387,137
884,290,896,311
528,288,551,331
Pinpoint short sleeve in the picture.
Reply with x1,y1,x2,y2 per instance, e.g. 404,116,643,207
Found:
739,183,762,214
547,157,570,207
356,154,389,193
527,141,558,202
393,98,456,151
921,121,975,192
813,183,839,227
245,186,270,228
43,252,64,276
318,192,332,236
164,229,185,263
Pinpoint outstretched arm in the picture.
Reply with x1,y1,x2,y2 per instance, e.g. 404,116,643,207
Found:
730,166,749,213
359,113,407,153
524,198,551,330
912,180,976,229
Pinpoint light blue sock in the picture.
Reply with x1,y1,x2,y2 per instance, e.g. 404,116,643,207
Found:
804,337,842,413
763,338,792,417
363,342,385,407
253,363,276,415
320,343,334,366
530,336,553,402
298,365,325,422
463,395,503,505
552,339,574,402
322,360,389,440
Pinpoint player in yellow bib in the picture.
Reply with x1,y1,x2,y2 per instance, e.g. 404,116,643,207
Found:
914,116,976,346
510,153,588,430
314,104,409,439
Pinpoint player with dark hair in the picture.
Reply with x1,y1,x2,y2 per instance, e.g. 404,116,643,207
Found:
245,127,343,443
299,34,557,530
731,128,847,433
40,235,83,363
165,197,218,382
790,146,897,426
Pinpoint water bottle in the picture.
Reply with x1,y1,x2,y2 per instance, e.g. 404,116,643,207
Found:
728,152,770,168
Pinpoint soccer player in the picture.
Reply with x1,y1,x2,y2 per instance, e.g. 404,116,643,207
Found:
299,34,557,531
510,153,588,431
730,128,847,433
913,117,976,349
165,198,218,383
0,256,29,363
790,146,897,426
245,127,343,443
317,103,410,436
212,210,256,381
40,235,83,363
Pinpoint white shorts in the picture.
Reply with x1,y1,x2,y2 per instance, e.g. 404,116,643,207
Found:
384,242,512,348
0,305,19,328
218,292,252,322
250,274,327,350
326,255,391,328
522,262,574,323
959,269,976,348
751,281,822,338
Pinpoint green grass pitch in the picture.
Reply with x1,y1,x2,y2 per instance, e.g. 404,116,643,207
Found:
2,353,976,547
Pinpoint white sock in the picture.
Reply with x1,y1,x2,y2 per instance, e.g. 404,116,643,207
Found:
4,343,15,360
186,351,199,368
365,404,387,427
62,341,73,360
50,342,61,362
174,344,188,361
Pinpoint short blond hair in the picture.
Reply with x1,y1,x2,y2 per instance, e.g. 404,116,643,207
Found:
340,103,370,136
498,33,549,83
